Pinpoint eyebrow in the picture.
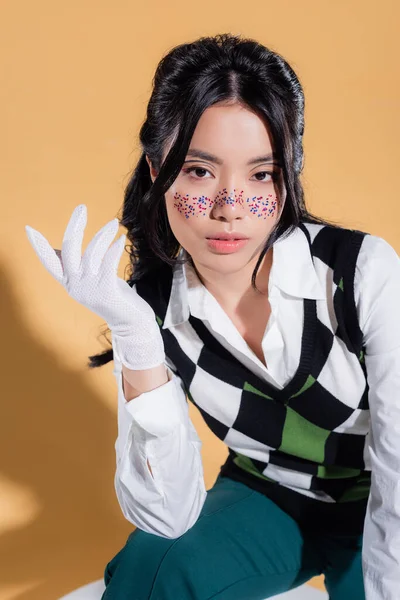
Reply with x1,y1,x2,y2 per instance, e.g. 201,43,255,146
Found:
185,148,281,166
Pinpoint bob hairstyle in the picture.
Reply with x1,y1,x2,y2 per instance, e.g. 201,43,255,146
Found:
88,32,342,369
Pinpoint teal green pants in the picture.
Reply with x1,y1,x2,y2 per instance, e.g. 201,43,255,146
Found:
102,475,365,599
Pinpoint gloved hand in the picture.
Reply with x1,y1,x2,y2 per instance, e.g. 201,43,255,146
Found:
25,204,166,370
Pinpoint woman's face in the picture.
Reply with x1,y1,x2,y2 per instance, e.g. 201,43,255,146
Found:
148,101,286,278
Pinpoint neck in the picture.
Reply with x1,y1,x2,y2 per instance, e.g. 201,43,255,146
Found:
190,247,273,312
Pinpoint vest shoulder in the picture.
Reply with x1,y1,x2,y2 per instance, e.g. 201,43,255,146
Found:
300,221,371,241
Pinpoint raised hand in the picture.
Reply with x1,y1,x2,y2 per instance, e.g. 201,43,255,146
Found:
25,204,166,370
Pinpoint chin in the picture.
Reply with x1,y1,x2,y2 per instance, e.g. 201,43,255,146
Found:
195,251,250,269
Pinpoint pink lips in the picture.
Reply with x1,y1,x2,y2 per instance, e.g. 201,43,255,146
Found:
206,238,249,254
206,232,248,240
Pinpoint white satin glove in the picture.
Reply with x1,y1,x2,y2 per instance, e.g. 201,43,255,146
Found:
25,204,166,370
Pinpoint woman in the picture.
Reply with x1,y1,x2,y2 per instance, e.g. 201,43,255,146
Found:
25,33,399,599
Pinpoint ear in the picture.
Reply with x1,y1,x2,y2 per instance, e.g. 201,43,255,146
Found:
145,155,158,183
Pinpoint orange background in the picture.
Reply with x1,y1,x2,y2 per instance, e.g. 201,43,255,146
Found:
1,1,399,598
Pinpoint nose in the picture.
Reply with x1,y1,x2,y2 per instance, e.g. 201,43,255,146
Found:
210,187,246,223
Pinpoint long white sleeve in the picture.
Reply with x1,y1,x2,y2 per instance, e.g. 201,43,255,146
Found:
354,235,400,599
111,345,208,539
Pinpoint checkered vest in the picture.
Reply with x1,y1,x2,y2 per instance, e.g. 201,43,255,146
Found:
135,222,371,506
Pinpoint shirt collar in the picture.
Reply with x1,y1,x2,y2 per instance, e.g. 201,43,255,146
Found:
162,224,326,329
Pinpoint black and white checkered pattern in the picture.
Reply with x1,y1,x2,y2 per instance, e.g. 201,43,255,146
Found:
136,222,371,506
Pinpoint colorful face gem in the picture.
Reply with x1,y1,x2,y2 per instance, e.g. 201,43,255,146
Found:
173,189,278,219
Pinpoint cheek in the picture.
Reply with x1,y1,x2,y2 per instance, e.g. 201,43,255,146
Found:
172,190,279,220
172,192,211,219
247,194,278,218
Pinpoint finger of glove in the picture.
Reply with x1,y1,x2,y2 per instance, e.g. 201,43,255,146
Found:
101,233,126,279
62,204,87,274
25,226,64,283
82,218,120,276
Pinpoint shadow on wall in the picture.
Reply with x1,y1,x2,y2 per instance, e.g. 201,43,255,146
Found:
0,258,133,600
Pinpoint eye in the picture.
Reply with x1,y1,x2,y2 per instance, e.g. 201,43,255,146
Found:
182,166,212,179
252,171,275,182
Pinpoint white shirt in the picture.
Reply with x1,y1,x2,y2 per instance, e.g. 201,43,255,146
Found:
111,226,400,600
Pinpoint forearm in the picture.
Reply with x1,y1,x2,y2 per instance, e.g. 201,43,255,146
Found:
121,363,169,401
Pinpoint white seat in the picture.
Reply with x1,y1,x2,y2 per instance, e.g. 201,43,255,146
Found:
58,578,329,599
58,580,105,600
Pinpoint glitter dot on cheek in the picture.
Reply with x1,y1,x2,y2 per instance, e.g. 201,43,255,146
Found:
244,195,278,219
173,192,194,219
173,192,213,218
